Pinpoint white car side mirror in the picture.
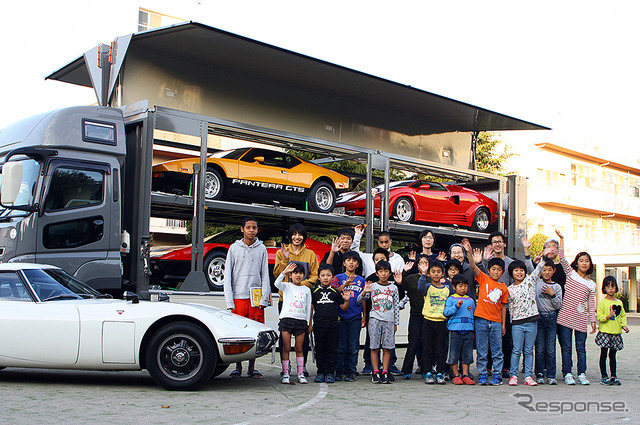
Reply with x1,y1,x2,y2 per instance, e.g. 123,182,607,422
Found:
0,161,23,204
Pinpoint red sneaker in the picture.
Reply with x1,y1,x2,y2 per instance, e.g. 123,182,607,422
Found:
452,375,464,385
462,375,476,385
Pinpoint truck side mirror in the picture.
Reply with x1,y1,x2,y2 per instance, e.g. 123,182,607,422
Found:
0,161,23,204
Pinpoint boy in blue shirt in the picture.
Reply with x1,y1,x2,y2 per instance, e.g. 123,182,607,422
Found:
331,250,366,381
444,274,476,385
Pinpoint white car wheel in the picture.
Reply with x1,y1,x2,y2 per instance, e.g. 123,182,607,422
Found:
146,322,216,390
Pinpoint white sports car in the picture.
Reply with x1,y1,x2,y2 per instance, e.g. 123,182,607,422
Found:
0,263,278,390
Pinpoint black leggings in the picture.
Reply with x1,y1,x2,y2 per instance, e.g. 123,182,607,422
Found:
599,347,617,378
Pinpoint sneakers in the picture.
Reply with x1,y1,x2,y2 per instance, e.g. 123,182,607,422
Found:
402,373,411,380
452,375,464,385
281,374,290,384
610,377,621,386
547,378,557,385
325,373,335,383
502,369,510,379
334,374,343,381
389,365,403,376
424,372,435,384
314,374,325,383
298,374,308,384
462,375,476,385
372,371,382,384
564,373,576,385
344,373,357,382
381,371,392,384
600,376,611,386
489,375,503,386
508,376,518,386
436,373,446,385
577,373,590,385
361,365,373,375
303,366,310,377
478,373,488,385
536,374,545,385
524,376,538,386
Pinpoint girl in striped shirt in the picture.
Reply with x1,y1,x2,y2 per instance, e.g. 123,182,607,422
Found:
554,229,596,386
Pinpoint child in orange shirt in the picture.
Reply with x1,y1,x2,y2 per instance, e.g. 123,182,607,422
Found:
461,239,508,386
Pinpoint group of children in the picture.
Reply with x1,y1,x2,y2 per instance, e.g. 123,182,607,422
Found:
230,218,629,387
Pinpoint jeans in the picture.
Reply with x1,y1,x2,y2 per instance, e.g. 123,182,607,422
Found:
510,321,537,377
475,317,503,376
557,324,587,376
535,311,557,378
401,314,424,374
336,315,362,374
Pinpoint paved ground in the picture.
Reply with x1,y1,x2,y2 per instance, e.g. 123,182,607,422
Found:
2,324,640,425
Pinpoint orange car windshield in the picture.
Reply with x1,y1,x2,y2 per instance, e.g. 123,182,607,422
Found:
208,148,250,159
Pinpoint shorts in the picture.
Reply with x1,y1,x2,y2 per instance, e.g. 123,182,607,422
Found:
279,317,308,336
447,331,474,365
232,298,265,323
368,317,395,350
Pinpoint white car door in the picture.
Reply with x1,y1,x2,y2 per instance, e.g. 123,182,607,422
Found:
0,272,80,365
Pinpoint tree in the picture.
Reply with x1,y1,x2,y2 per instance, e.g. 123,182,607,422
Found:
475,132,514,175
528,233,550,258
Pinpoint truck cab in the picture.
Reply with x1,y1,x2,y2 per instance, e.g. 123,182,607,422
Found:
0,106,126,292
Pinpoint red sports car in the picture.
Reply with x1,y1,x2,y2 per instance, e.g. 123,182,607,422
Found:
335,180,498,231
150,228,330,291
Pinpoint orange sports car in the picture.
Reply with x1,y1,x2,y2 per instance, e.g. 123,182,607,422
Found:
152,147,349,213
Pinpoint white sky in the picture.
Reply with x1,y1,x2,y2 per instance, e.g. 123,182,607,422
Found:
1,0,639,163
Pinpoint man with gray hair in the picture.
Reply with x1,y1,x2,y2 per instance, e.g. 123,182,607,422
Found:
530,237,566,293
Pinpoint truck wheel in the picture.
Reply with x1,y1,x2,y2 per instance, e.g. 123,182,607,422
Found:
204,169,224,200
204,251,226,291
471,207,491,232
393,197,414,222
146,322,216,391
308,181,336,213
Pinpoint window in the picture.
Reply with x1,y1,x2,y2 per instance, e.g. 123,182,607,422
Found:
571,163,598,189
43,216,104,249
44,167,104,212
138,8,183,32
0,272,31,301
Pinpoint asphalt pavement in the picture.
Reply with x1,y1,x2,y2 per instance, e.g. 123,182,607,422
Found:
2,323,639,425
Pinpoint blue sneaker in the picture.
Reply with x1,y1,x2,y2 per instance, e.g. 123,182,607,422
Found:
334,374,343,381
478,374,488,385
403,373,411,380
325,374,335,383
344,373,357,382
436,373,446,385
389,365,402,375
489,375,503,386
424,372,435,384
314,374,325,383
361,365,373,375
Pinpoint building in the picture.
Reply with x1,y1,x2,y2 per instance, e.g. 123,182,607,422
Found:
508,141,640,311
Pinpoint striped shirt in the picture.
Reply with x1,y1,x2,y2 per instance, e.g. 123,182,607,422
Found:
556,249,596,333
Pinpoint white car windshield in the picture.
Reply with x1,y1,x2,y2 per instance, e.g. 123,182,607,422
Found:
22,269,85,301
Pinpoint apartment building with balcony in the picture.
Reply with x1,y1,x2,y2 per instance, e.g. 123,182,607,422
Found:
509,141,640,310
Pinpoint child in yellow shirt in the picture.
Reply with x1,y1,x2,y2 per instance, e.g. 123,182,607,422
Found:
595,276,629,386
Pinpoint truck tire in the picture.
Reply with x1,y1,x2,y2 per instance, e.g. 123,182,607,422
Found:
393,197,414,223
308,181,336,213
204,168,224,200
471,207,491,232
146,322,216,391
204,251,226,291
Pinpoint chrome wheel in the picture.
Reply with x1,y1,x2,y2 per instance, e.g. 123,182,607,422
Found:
394,198,414,222
472,208,490,232
205,253,226,290
204,170,223,200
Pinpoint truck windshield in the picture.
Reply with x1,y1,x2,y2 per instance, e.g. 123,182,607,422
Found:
0,158,40,217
